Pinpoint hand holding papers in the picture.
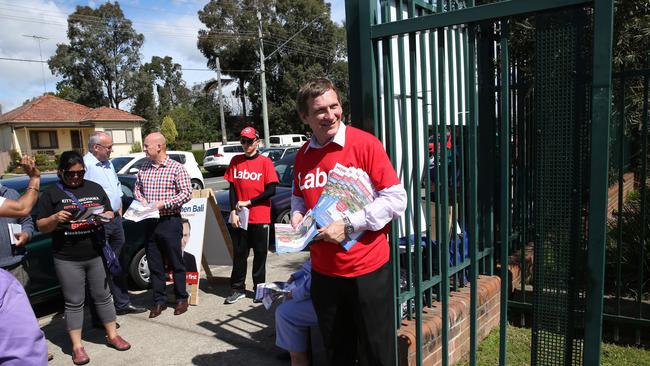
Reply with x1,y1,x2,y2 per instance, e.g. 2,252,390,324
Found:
228,206,249,230
275,210,318,253
255,281,296,310
123,200,160,222
72,205,105,222
7,223,22,245
274,163,377,253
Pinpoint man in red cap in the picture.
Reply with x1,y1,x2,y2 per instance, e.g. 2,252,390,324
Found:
223,126,279,304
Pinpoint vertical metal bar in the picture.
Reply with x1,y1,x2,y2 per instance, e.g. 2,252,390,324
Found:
375,2,401,363
498,19,510,366
428,17,441,309
637,70,649,345
466,15,479,366
615,67,625,342
437,2,451,362
584,0,614,364
395,0,415,324
419,8,434,308
447,27,459,292
407,2,424,366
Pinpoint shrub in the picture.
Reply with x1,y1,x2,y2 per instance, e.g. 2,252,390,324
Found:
192,150,205,165
130,141,142,153
605,185,650,297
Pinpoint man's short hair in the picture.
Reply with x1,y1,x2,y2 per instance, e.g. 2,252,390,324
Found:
88,131,108,151
296,78,340,116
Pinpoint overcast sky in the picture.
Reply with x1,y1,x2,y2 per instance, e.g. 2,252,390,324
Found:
0,0,346,114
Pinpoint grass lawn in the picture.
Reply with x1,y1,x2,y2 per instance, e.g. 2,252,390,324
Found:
457,325,650,366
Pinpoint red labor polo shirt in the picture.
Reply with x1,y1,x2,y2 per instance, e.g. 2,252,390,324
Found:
293,126,401,277
225,154,279,224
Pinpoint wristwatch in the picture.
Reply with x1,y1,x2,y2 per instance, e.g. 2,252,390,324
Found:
343,216,354,236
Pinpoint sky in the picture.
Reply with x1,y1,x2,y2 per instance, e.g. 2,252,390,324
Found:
0,0,346,114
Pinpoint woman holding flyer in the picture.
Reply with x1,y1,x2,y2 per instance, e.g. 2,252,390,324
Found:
36,151,130,365
224,127,279,304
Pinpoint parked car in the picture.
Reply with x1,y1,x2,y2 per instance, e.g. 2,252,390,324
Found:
203,144,245,174
268,134,308,147
1,174,150,305
215,153,295,225
260,146,300,162
111,151,205,190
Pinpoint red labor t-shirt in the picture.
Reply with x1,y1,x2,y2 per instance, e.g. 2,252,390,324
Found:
224,154,279,224
293,126,401,277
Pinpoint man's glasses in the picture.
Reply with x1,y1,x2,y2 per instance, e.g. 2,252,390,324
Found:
96,144,113,150
63,170,85,179
240,138,255,145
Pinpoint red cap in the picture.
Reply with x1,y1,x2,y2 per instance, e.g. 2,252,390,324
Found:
240,126,258,140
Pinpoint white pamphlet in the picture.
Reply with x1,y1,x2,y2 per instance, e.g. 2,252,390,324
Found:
7,223,21,244
123,200,160,222
228,207,249,230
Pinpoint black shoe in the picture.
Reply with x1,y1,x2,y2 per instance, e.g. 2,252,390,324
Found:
252,298,262,304
92,322,120,330
224,290,245,304
116,304,147,315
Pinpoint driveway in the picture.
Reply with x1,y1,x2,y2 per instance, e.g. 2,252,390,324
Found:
40,251,310,366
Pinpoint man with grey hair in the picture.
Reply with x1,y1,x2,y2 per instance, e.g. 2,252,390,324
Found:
84,131,146,316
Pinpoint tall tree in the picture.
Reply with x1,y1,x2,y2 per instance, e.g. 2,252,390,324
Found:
48,2,144,109
197,1,263,118
142,56,190,113
197,0,347,134
160,116,178,146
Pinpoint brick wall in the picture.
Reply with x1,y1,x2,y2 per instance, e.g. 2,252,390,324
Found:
607,172,635,218
397,275,501,366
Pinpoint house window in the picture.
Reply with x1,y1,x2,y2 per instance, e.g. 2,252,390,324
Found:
105,129,134,144
30,131,58,149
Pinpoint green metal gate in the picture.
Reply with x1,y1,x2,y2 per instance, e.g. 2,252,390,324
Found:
345,0,614,365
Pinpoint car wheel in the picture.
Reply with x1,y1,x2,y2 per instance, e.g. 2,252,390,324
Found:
276,209,291,224
191,179,204,190
129,248,150,290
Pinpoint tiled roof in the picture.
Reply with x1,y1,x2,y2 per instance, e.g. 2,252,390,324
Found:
82,106,145,122
0,95,144,124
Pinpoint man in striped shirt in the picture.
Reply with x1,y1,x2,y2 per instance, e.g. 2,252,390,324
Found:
135,132,193,318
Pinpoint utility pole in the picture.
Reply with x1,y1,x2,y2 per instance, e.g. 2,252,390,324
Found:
257,5,270,148
216,57,228,145
23,34,48,94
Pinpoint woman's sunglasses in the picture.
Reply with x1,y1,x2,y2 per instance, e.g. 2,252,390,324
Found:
240,138,256,145
63,170,85,179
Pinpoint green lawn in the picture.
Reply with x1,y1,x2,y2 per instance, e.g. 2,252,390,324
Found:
457,325,650,366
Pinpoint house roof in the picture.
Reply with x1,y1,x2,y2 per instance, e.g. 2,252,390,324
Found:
0,95,145,124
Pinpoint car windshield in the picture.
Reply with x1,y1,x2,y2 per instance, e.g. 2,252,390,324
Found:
265,149,284,161
111,157,134,172
274,159,294,187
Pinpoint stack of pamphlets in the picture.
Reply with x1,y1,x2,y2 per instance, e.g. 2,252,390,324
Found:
274,163,376,253
255,281,296,309
123,201,159,222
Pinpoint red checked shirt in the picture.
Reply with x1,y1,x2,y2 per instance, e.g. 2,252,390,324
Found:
134,156,192,216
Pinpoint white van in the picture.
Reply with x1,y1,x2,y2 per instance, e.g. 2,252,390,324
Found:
268,134,308,147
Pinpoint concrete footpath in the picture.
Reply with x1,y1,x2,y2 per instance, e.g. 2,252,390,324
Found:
40,251,310,366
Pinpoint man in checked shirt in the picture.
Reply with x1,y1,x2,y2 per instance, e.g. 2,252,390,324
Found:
135,132,193,318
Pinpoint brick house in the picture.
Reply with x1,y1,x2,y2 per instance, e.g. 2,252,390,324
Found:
0,95,145,166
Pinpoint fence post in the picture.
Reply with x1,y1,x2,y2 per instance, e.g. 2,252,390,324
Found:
584,0,614,364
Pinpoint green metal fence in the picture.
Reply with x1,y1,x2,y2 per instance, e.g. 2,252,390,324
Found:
345,0,614,365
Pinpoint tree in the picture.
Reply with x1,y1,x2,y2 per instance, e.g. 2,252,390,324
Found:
197,0,348,134
142,56,190,113
198,1,266,118
48,2,144,109
160,116,178,146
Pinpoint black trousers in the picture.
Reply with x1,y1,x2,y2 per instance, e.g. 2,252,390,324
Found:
144,216,187,305
229,224,269,291
311,262,396,366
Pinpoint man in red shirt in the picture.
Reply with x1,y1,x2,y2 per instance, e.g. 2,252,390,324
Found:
291,79,406,365
224,127,279,304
